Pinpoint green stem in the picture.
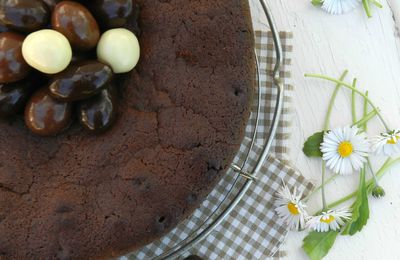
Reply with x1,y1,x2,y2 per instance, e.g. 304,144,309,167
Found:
374,157,399,180
352,109,378,129
363,91,369,131
315,177,378,215
363,0,372,18
304,74,390,131
367,159,379,186
319,71,348,211
304,174,339,202
321,163,328,210
325,191,357,210
314,157,399,215
371,0,383,8
351,79,357,124
323,71,348,130
311,0,323,6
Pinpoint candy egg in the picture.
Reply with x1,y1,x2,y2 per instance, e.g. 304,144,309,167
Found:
25,87,72,136
97,28,140,73
52,1,100,51
22,29,72,74
78,85,117,133
0,24,8,33
0,73,47,117
0,0,49,33
0,32,31,83
71,49,97,63
49,61,113,101
87,0,133,29
42,0,62,11
0,78,33,117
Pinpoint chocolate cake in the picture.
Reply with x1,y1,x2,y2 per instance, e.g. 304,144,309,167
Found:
0,0,255,258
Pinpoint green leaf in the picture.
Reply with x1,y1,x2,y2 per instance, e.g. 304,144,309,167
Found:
342,167,370,235
311,0,323,6
303,131,324,157
302,231,339,260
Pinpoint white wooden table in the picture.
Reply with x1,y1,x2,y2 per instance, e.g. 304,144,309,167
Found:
250,1,400,259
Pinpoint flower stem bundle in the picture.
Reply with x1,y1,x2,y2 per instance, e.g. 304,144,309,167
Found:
275,70,400,259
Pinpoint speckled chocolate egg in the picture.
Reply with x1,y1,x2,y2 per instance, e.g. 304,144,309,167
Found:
25,87,72,136
49,61,113,101
0,32,31,83
78,85,117,133
52,1,100,50
0,0,49,32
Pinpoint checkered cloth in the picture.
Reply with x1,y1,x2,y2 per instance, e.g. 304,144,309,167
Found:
123,31,313,259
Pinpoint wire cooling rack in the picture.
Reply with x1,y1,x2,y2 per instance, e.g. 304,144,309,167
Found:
127,1,283,258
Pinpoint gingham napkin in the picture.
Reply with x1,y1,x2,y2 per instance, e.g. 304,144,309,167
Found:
124,31,313,259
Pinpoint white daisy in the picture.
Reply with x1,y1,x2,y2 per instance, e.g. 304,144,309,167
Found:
321,0,360,15
371,129,400,156
320,126,369,175
307,208,352,232
275,183,308,230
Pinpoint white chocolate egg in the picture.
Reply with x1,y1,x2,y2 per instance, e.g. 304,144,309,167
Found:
97,28,140,74
22,29,72,74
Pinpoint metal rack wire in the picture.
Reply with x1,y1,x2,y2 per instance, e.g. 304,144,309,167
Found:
148,1,284,258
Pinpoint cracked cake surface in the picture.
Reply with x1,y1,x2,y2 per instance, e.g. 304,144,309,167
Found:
0,0,255,258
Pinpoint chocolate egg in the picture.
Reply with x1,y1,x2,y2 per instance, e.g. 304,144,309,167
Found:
52,1,100,51
42,0,62,11
25,87,72,136
0,32,31,84
129,3,141,37
49,61,113,101
0,78,34,117
71,49,97,63
0,72,47,118
0,24,8,33
0,0,49,33
78,85,117,133
87,0,133,29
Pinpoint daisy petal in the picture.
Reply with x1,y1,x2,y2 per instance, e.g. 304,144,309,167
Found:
321,126,369,175
321,0,360,15
274,183,308,230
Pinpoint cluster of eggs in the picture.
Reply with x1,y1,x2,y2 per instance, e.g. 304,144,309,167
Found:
0,0,140,135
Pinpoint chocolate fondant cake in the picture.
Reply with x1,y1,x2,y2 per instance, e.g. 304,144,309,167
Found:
0,0,255,258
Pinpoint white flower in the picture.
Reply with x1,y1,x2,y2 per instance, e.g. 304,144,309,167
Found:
321,0,360,15
307,208,352,232
275,183,308,230
320,126,369,175
371,129,400,156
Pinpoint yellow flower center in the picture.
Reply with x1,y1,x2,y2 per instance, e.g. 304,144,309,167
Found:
338,141,353,157
320,215,335,224
387,135,400,145
287,202,300,215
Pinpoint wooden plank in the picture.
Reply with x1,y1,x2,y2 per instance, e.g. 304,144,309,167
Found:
250,0,400,258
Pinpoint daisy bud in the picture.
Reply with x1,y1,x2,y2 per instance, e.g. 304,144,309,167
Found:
372,186,386,199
